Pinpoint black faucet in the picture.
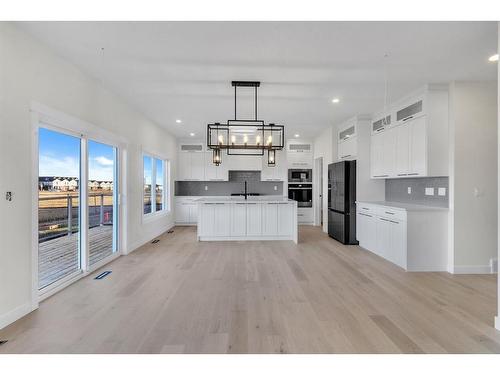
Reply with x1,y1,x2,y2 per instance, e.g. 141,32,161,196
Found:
244,180,248,200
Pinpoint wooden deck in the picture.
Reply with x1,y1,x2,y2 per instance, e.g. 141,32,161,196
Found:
38,225,114,289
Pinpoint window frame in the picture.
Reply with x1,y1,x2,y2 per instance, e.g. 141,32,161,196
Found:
142,152,170,220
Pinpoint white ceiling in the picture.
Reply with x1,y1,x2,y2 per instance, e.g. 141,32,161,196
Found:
18,21,498,139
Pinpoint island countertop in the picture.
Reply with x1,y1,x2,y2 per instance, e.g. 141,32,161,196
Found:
196,196,296,204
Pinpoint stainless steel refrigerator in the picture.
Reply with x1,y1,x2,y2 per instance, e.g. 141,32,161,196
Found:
327,160,358,245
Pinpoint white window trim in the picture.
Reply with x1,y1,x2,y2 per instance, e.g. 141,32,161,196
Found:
142,152,170,222
30,102,128,310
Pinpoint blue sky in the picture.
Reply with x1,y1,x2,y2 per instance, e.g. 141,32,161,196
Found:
39,127,115,181
143,156,163,186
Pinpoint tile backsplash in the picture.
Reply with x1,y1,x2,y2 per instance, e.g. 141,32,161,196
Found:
175,180,283,196
385,177,449,207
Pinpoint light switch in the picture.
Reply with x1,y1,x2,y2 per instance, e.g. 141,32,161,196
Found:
425,187,434,196
438,187,446,196
407,187,412,194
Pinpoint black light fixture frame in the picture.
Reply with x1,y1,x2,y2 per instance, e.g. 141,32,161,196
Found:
207,81,285,157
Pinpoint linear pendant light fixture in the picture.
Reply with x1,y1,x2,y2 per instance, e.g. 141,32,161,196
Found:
207,81,285,166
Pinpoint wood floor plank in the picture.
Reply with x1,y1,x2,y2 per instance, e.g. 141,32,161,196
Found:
1,225,498,354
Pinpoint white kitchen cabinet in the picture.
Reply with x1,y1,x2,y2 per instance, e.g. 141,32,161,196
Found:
231,203,247,236
277,203,294,236
177,143,205,181
197,199,298,243
175,197,199,225
204,151,228,181
356,202,447,271
370,128,396,179
409,116,427,177
214,203,231,237
261,150,286,181
227,155,261,171
338,136,357,160
262,203,279,235
199,203,215,236
369,85,448,179
287,151,313,168
246,203,262,236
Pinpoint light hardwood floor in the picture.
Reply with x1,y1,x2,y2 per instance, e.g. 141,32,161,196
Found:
1,226,499,354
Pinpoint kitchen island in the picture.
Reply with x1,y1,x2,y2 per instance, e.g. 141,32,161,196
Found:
197,196,298,243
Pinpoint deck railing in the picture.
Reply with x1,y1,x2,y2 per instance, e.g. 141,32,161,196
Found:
38,192,114,242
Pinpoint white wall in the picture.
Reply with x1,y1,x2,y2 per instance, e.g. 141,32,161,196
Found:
0,23,177,328
313,126,334,232
449,81,498,274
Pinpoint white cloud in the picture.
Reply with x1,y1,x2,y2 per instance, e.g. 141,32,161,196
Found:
94,156,114,166
39,154,79,177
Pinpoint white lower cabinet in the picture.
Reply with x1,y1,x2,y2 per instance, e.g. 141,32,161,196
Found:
197,200,297,242
246,203,262,236
231,203,247,236
262,203,279,235
356,202,448,271
175,197,199,225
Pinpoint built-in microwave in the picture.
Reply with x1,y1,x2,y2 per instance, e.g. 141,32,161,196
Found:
288,169,312,183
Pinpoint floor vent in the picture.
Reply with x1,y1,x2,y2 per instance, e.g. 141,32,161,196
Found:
167,229,174,234
151,239,160,244
0,340,8,346
94,271,112,280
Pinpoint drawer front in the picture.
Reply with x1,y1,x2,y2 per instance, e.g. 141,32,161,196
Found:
376,206,407,221
356,203,377,214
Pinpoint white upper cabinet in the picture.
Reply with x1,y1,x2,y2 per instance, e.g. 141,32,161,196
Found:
287,140,313,168
204,151,228,181
337,120,357,160
261,150,286,181
177,143,205,181
369,85,449,179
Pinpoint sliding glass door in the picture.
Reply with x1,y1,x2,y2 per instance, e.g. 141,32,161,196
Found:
38,127,119,292
38,128,82,289
88,140,118,266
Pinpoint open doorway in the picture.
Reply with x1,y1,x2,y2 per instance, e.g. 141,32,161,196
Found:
314,157,323,227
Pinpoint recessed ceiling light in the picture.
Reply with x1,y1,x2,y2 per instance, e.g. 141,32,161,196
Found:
294,134,300,138
189,132,195,137
176,119,182,123
332,98,340,104
488,54,499,62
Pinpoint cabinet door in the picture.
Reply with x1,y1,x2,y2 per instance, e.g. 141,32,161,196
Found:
277,203,294,236
262,203,278,235
214,204,231,236
381,128,396,177
190,152,205,180
409,116,427,177
189,204,198,223
389,219,406,269
375,217,391,259
204,152,217,180
370,133,384,178
246,203,262,236
395,124,410,177
357,212,376,250
231,204,247,236
199,203,215,235
177,153,191,181
175,202,190,223
339,137,356,160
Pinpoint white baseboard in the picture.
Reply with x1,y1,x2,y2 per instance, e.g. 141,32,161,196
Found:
0,302,33,330
126,222,174,255
495,316,500,331
452,265,495,274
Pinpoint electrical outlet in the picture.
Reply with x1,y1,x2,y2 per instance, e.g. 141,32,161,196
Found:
274,185,277,191
204,185,208,191
407,187,411,194
425,187,434,196
438,187,446,196
5,191,12,201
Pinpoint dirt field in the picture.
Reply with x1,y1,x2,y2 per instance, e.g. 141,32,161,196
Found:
39,190,113,208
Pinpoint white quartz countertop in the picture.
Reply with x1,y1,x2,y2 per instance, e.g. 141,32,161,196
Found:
356,201,449,212
196,196,295,203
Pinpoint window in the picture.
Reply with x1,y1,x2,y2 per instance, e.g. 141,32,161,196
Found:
143,154,168,216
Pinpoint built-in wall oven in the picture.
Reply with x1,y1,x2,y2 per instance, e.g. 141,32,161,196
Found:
288,183,313,208
288,169,312,183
